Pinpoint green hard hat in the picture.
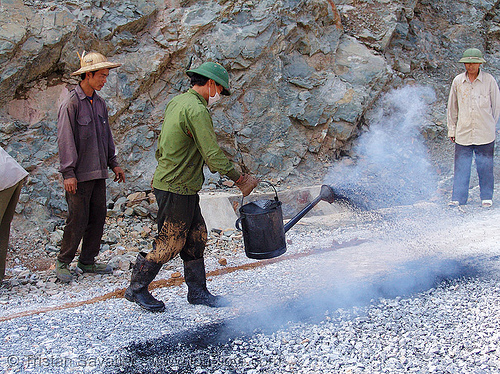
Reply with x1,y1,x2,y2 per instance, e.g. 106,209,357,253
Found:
458,48,486,63
186,61,231,96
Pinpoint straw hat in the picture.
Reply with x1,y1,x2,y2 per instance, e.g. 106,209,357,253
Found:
71,51,122,76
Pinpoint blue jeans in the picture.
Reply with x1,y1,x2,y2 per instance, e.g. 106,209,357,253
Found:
452,142,494,204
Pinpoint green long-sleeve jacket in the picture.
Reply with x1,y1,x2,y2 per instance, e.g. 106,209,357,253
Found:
152,88,240,195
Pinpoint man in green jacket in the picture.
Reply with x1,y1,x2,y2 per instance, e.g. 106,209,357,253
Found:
125,62,258,312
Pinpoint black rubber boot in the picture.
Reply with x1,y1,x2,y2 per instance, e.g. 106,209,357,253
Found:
184,258,229,307
124,252,165,312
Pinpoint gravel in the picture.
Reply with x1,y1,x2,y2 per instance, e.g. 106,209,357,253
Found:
1,189,500,374
116,277,500,374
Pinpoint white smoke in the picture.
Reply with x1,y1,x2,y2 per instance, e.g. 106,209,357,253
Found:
325,85,438,209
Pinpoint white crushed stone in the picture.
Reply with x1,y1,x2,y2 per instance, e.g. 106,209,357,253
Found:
1,199,500,374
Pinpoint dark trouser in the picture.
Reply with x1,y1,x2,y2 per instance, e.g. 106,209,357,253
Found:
452,142,494,205
0,180,24,281
58,179,107,265
145,189,207,264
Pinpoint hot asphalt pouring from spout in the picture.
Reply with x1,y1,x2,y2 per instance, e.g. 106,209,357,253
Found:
324,85,439,210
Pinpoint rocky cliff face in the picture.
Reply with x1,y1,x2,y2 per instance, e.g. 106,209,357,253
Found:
1,0,500,222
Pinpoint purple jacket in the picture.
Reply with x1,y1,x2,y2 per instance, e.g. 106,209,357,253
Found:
57,85,119,182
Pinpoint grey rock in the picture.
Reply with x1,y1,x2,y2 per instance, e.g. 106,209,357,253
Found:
1,0,499,226
108,252,137,271
103,229,121,244
133,205,150,217
124,207,134,217
49,230,63,246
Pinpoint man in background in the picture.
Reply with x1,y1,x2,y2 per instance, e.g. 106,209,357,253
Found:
0,146,28,282
447,48,500,207
56,51,125,283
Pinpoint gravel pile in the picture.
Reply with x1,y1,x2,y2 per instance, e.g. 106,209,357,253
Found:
241,276,500,374
117,277,500,374
1,189,500,374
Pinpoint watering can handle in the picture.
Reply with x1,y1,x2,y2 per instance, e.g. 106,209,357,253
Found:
239,180,279,207
235,217,243,231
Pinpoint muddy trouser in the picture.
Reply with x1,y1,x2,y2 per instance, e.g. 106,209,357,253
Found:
0,179,24,281
146,189,207,264
58,179,107,265
452,141,494,204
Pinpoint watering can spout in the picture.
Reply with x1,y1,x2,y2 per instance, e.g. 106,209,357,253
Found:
283,185,335,233
319,184,336,204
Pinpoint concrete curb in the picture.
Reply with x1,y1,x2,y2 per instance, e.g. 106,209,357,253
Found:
199,185,349,232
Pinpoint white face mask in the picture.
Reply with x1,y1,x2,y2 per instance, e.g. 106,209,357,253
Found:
208,81,221,106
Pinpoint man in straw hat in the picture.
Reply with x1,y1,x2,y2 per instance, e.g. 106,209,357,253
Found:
447,48,500,208
55,51,125,283
124,62,259,312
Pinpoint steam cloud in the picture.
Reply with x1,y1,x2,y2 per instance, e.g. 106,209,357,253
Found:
325,85,438,210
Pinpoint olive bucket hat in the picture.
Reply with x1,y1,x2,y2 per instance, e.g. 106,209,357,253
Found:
71,51,122,76
458,48,486,64
187,62,231,95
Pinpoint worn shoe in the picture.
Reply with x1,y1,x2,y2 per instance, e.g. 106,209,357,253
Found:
448,201,460,207
482,200,493,208
55,260,73,283
77,261,112,274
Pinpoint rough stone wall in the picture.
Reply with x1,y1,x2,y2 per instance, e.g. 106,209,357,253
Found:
1,0,500,223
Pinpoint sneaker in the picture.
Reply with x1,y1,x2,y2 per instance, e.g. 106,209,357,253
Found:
482,200,493,208
55,260,73,283
77,261,113,274
448,201,460,207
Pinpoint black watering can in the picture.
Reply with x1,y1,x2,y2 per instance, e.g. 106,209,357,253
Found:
235,182,337,260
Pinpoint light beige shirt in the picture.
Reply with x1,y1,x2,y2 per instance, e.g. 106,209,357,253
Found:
0,146,28,191
447,70,500,145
